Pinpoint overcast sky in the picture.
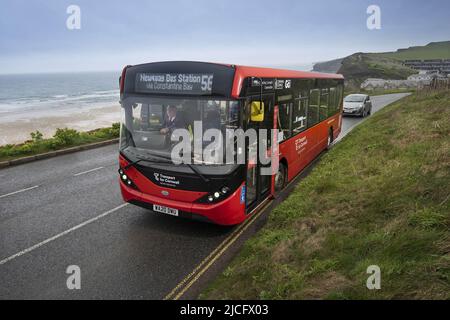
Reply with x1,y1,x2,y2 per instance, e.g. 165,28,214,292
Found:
0,0,449,74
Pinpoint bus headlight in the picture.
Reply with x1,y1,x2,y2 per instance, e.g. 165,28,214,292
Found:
199,186,232,204
221,187,230,194
118,168,139,191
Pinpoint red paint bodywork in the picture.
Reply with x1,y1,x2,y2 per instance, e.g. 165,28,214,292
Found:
119,64,343,225
119,155,246,225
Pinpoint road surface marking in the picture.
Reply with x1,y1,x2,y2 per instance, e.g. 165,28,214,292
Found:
164,199,271,300
73,166,104,176
0,185,39,199
163,214,253,300
0,203,128,266
172,201,271,300
165,156,327,300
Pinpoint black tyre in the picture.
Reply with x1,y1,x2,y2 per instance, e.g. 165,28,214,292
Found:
274,163,287,193
327,129,334,150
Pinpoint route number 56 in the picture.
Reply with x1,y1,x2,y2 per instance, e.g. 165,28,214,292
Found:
201,75,213,92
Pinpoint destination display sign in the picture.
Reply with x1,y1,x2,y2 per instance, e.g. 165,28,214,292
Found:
135,73,214,95
251,77,275,90
250,77,292,91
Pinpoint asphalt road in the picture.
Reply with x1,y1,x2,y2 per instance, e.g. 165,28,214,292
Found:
0,93,410,299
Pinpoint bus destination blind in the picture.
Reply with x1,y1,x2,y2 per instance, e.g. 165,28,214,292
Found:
135,73,214,95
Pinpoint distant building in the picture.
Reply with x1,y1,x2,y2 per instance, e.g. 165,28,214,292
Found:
361,71,449,90
403,59,450,75
407,73,432,82
361,78,418,90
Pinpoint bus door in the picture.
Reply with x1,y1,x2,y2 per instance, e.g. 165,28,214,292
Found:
245,94,274,212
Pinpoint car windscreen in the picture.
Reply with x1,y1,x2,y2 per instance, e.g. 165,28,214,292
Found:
344,95,365,103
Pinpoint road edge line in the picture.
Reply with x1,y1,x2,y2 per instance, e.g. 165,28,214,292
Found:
173,202,270,300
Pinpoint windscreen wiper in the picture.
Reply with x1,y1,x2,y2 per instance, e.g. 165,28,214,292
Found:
123,157,169,170
144,152,211,184
185,162,210,184
124,152,211,184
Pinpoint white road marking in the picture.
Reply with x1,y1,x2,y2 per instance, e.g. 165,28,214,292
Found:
73,166,104,176
0,185,39,199
0,203,129,266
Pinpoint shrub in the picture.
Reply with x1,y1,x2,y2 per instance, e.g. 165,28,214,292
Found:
0,123,120,162
53,128,80,146
30,130,44,143
111,122,120,136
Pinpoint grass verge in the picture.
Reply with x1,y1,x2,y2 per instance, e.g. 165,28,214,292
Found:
0,124,120,162
201,91,450,300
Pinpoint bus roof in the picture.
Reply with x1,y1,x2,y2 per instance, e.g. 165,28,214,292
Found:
123,61,344,98
127,60,343,80
234,64,343,80
232,64,343,97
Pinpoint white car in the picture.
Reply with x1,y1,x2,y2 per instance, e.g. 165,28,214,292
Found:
343,94,372,117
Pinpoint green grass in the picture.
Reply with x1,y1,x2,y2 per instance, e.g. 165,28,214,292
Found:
0,123,120,162
201,91,450,300
380,41,450,61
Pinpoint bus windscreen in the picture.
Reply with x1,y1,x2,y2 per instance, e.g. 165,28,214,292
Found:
120,97,240,165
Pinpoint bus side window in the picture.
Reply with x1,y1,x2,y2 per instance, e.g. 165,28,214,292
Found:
337,84,344,110
308,89,320,127
319,88,329,121
328,87,337,116
278,102,292,141
292,92,308,135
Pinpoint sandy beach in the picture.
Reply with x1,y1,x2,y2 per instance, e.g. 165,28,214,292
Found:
0,105,121,145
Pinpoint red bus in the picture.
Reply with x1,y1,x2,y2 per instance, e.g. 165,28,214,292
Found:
118,61,344,225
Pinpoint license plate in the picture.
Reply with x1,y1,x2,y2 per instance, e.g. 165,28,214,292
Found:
153,204,179,216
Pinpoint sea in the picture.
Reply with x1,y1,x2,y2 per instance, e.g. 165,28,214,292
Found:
0,71,120,117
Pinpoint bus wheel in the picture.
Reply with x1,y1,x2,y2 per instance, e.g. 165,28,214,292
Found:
275,163,287,192
327,129,334,150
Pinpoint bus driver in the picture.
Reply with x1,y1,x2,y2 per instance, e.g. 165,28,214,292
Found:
160,105,185,135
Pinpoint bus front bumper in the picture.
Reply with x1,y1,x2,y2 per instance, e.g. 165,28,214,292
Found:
119,180,247,226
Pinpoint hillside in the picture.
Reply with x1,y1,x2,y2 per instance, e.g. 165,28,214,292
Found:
380,41,450,60
312,58,344,74
338,53,416,89
202,91,450,300
312,41,450,89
